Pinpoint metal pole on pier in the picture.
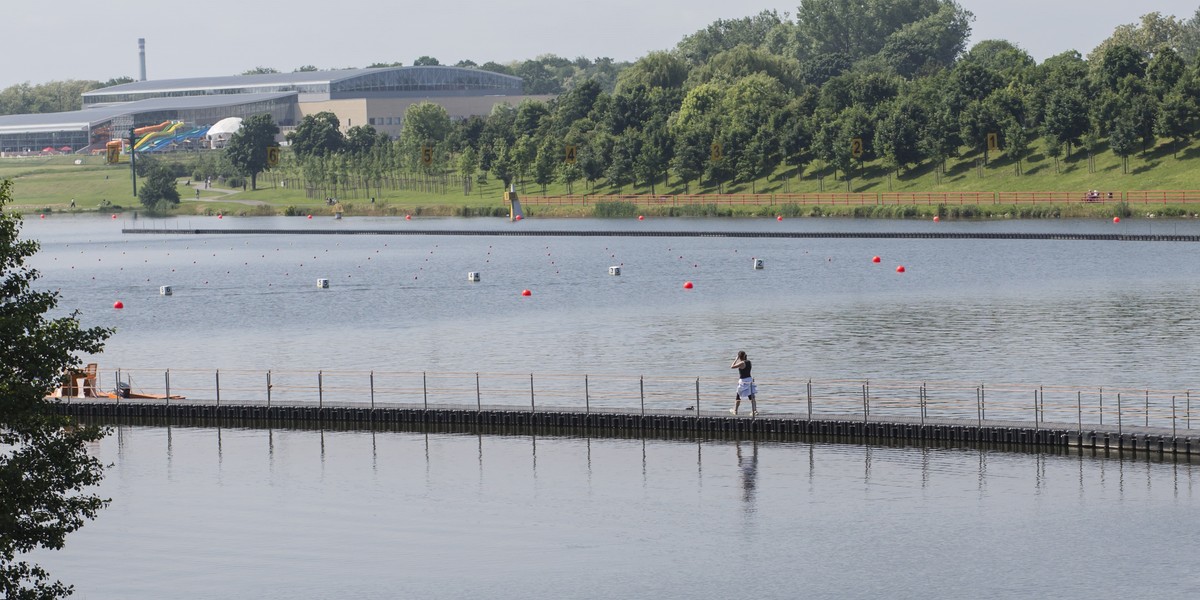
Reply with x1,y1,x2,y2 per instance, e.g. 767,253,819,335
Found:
1117,393,1123,435
215,369,221,406
807,379,812,420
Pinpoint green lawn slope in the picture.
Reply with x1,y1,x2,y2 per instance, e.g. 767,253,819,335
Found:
4,137,1199,218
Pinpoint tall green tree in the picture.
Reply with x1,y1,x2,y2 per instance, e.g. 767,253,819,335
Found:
344,125,383,156
959,98,1002,163
533,141,558,194
286,111,344,158
874,97,925,173
1109,111,1139,173
1,179,112,599
137,164,181,209
1096,45,1147,91
1147,46,1186,97
1154,87,1199,157
794,0,970,63
634,129,671,194
879,2,974,77
457,146,479,195
669,125,709,193
1088,11,1188,65
398,102,452,170
919,106,958,178
225,114,279,190
1041,89,1090,156
489,139,515,188
675,10,784,65
1003,120,1031,175
615,51,690,92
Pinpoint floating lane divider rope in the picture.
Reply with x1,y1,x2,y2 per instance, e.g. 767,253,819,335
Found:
122,229,1200,242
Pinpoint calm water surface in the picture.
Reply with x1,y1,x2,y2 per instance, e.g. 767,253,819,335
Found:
30,425,1200,599
21,215,1200,389
17,215,1200,598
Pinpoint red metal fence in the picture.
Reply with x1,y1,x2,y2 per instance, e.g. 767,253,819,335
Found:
520,191,1200,207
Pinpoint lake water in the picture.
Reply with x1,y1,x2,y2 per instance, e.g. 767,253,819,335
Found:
16,214,1200,598
32,425,1200,599
22,215,1200,390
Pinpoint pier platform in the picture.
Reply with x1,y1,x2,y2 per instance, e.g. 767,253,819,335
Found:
56,399,1199,457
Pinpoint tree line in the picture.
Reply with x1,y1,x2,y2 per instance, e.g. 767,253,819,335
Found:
241,3,1200,198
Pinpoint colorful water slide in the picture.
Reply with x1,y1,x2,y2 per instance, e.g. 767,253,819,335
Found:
132,121,170,139
145,126,210,153
134,121,185,151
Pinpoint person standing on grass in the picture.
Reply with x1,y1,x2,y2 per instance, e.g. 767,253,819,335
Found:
729,350,757,416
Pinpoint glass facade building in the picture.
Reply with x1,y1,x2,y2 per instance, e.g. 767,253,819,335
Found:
82,67,523,106
2,67,527,155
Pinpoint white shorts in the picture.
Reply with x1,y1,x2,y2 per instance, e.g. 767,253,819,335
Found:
736,377,757,398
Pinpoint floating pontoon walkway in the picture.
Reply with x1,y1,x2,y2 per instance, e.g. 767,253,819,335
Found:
56,400,1199,457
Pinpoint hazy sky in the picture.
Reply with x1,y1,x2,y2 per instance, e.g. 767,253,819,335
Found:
4,1,1197,88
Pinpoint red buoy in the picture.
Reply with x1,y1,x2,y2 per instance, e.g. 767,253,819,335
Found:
515,215,523,221
896,265,906,273
638,215,644,221
113,301,124,309
933,216,940,223
111,214,117,219
40,214,45,219
307,214,313,219
217,214,223,219
872,256,881,263
521,289,532,297
777,215,783,221
683,281,694,289
405,214,411,220
1113,216,1120,223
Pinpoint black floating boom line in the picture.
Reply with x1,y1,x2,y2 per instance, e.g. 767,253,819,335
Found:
122,228,1200,242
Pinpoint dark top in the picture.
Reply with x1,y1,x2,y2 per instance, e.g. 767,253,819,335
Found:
738,360,752,379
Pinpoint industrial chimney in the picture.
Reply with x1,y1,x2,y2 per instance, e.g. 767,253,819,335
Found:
138,38,147,81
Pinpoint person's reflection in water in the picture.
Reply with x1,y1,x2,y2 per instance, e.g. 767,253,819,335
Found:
736,441,759,510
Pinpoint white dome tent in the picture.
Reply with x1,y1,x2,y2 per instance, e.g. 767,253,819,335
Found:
205,117,242,149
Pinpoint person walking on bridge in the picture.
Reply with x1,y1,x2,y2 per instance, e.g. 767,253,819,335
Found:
729,351,757,416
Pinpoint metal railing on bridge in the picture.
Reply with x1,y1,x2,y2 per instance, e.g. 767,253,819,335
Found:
68,367,1196,437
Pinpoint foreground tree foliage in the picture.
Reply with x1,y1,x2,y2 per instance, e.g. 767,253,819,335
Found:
1,179,112,599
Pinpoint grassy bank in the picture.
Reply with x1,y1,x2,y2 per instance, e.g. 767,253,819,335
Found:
4,136,1200,219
